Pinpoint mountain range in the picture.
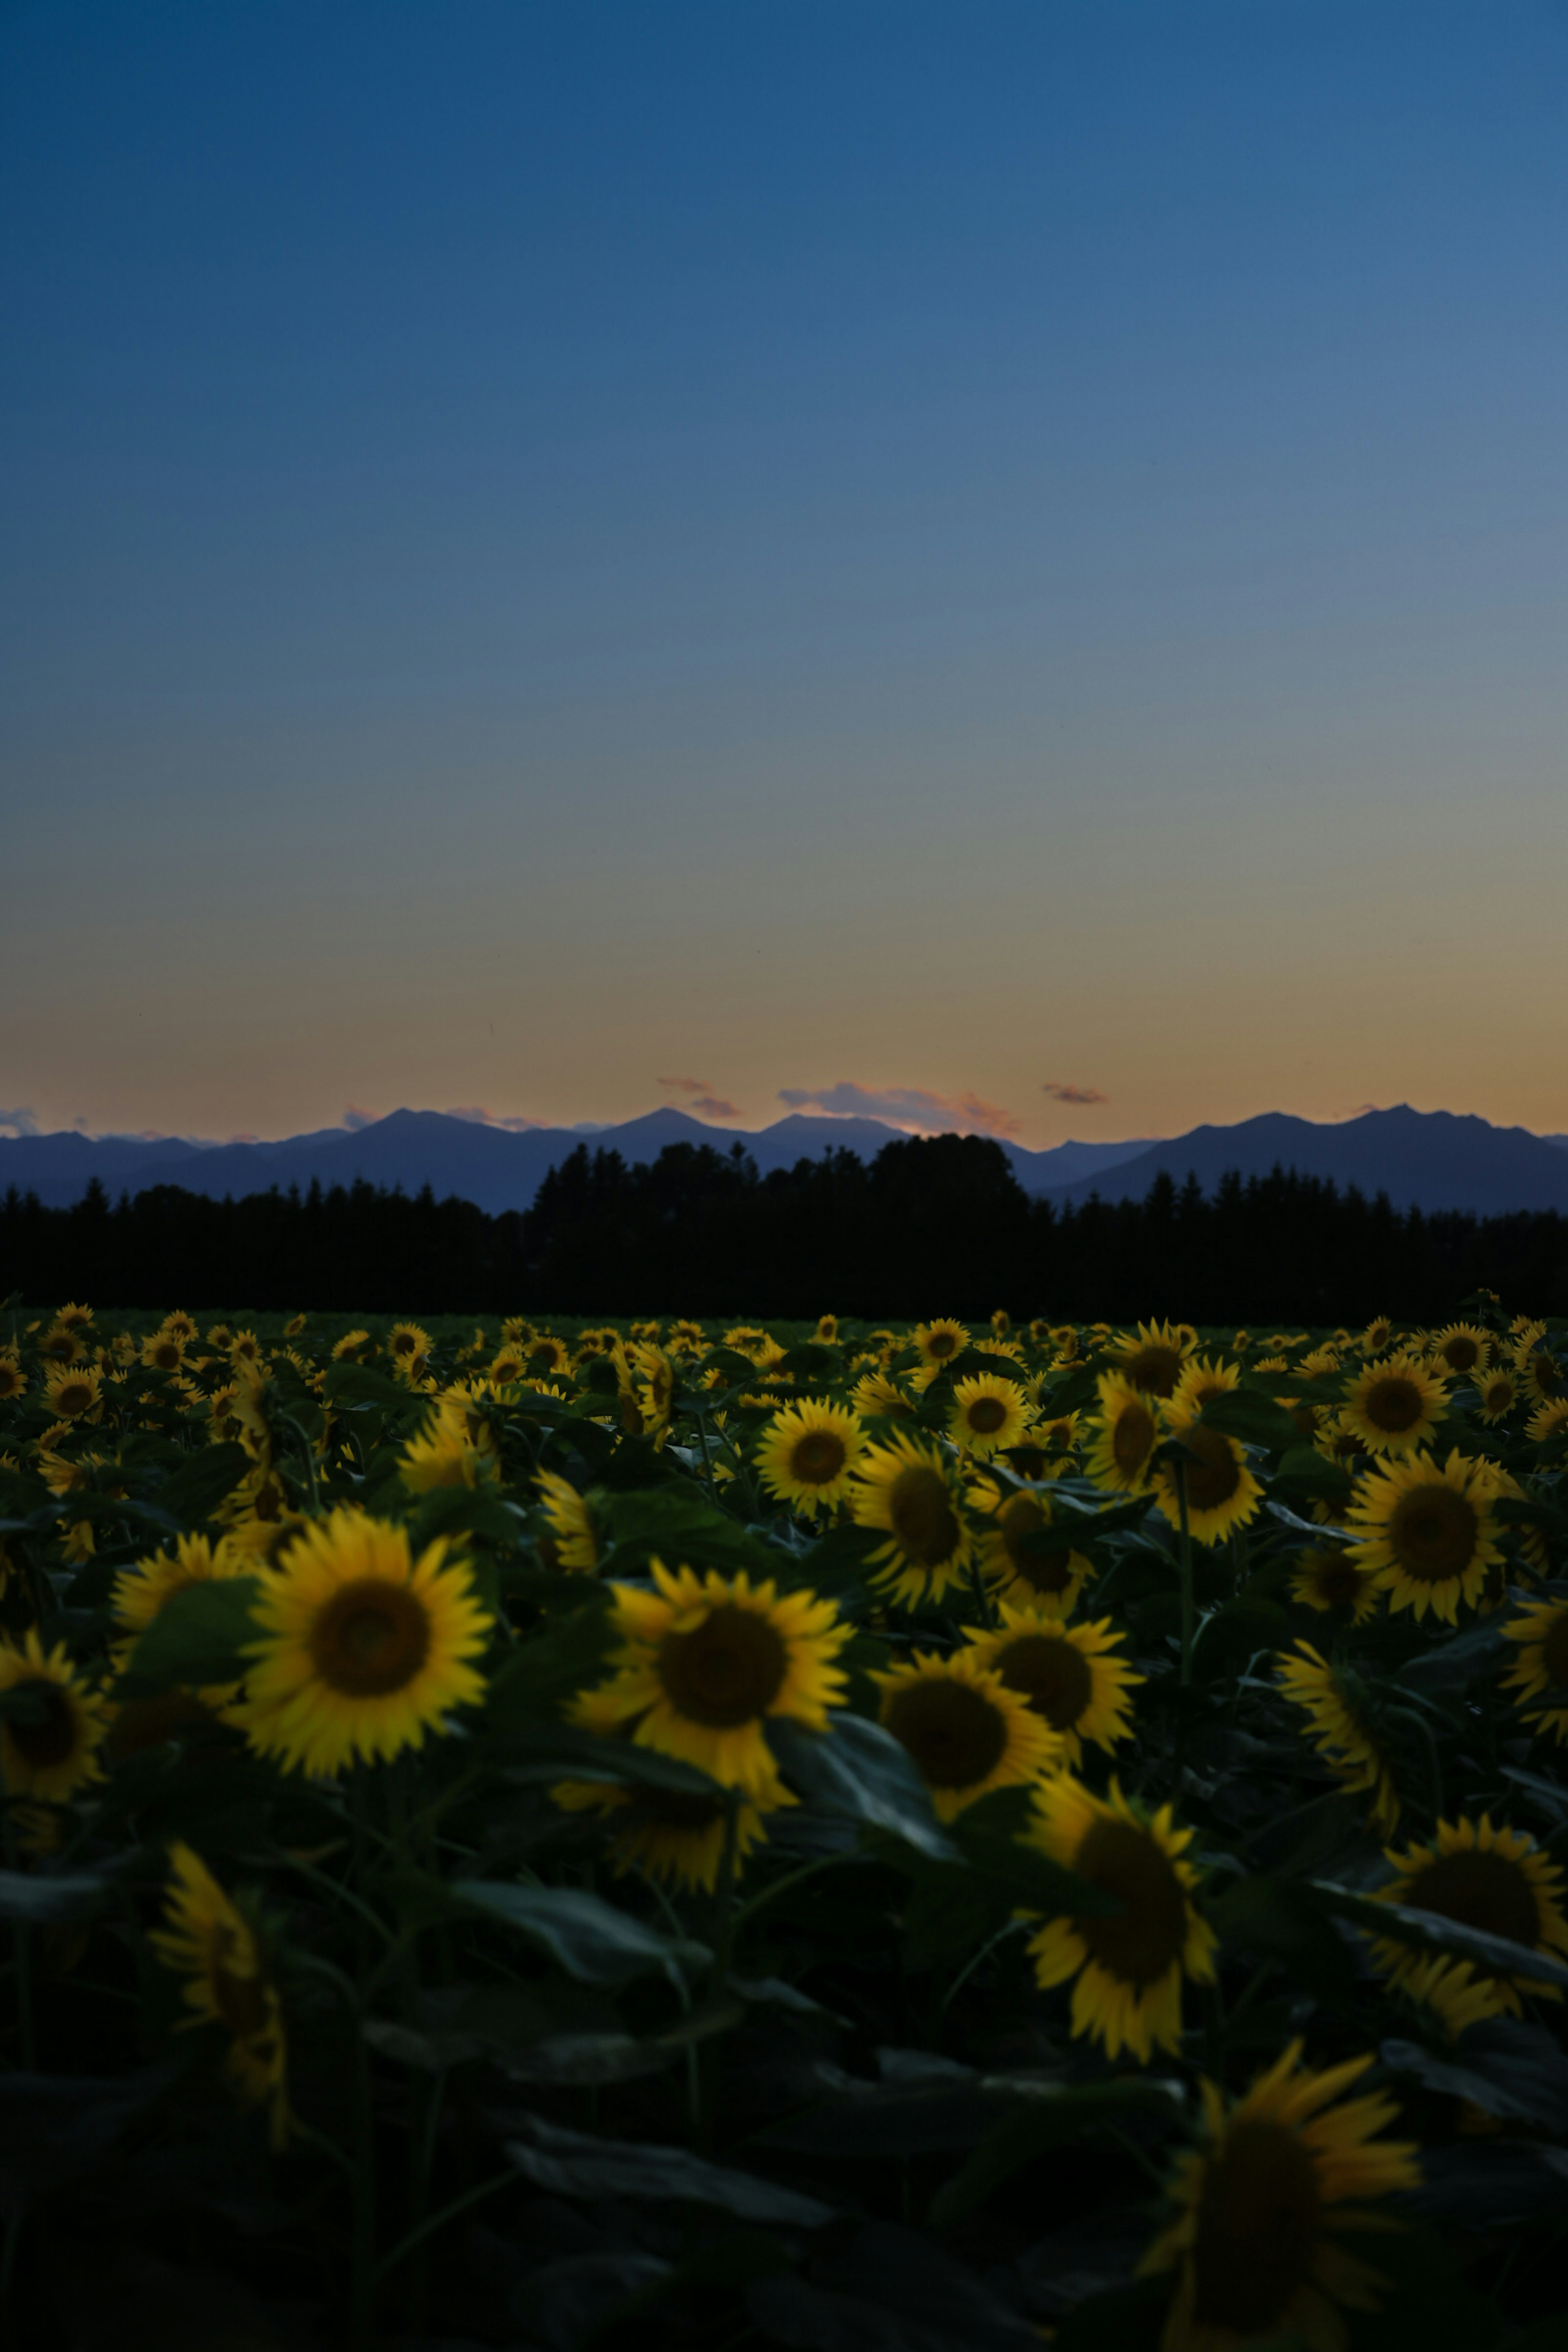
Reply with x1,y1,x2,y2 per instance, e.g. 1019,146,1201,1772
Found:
2,1105,1566,1218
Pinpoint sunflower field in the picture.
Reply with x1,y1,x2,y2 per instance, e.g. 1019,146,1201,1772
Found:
2,1299,1568,2350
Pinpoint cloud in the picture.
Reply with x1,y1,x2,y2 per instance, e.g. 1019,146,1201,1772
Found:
445,1106,546,1131
0,1107,39,1137
659,1075,714,1096
342,1106,379,1131
688,1096,740,1120
777,1082,1021,1138
1042,1080,1109,1107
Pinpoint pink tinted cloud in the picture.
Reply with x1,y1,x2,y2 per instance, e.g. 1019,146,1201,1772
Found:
445,1106,546,1132
777,1082,1021,1139
1042,1080,1109,1107
659,1076,740,1120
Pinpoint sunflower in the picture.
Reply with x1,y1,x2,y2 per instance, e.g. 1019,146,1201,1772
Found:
113,1530,249,1642
1340,1354,1448,1457
1516,1345,1562,1404
1368,1814,1568,2027
1168,1358,1239,1421
1084,1373,1161,1495
1430,1322,1491,1379
970,1478,1093,1614
330,1328,372,1361
554,1770,781,1891
488,1345,526,1385
535,1470,601,1572
0,1630,111,1801
949,1372,1031,1459
526,1334,573,1379
913,1319,970,1377
1526,1396,1568,1449
1346,1448,1504,1624
241,1509,492,1774
387,1321,432,1365
581,1561,849,1794
755,1398,866,1513
0,1357,25,1403
812,1313,841,1345
1108,1320,1194,1399
873,1648,1059,1820
962,1605,1140,1763
851,1432,976,1607
1140,2039,1420,2352
38,1326,85,1364
1501,1595,1568,1743
1152,1419,1263,1545
397,1396,498,1494
849,1369,915,1421
1023,1775,1216,2062
140,1332,187,1375
149,1843,289,2147
1359,1316,1395,1354
1288,1547,1380,1625
228,1329,263,1365
1276,1644,1400,1834
1476,1365,1520,1424
42,1363,102,1422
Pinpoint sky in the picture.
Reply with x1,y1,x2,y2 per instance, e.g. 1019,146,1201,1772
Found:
4,0,1568,1149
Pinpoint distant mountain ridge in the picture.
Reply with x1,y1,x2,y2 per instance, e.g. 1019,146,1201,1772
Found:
2,1103,1565,1218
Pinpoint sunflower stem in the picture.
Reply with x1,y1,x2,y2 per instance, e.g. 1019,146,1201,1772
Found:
698,1790,744,2152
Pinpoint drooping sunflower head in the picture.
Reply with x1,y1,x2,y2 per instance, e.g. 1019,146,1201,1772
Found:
1084,1373,1161,1495
1341,1353,1448,1457
581,1560,850,1793
851,1432,975,1606
849,1369,916,1421
242,1508,492,1775
755,1398,866,1514
873,1648,1059,1820
1276,1642,1401,1835
0,1357,25,1403
1153,1418,1264,1544
1526,1396,1568,1452
0,1630,111,1802
535,1469,601,1574
1370,1814,1568,2026
1024,1774,1215,2062
330,1328,372,1361
1516,1345,1563,1404
949,1372,1031,1459
1501,1595,1568,1744
1108,1320,1194,1399
1288,1546,1381,1624
913,1319,970,1372
1140,2039,1420,2349
397,1396,499,1495
1347,1447,1504,1624
149,1842,289,2147
1360,1315,1395,1354
43,1363,102,1421
963,1605,1141,1764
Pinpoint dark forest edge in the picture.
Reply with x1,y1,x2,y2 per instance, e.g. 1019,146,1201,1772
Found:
5,1132,1568,1321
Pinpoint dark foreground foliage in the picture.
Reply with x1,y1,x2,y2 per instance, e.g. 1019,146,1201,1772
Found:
6,1134,1568,1319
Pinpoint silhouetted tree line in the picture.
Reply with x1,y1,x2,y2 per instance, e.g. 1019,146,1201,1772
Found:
5,1136,1568,1321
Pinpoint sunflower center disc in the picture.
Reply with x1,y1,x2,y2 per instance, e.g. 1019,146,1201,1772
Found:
1181,1427,1241,1512
312,1578,432,1696
1310,1554,1362,1607
1366,1377,1423,1432
966,1397,1009,1435
888,1467,961,1566
1111,1402,1156,1477
1444,1338,1481,1371
1126,1348,1183,1397
998,1495,1073,1593
6,1678,79,1769
1074,1815,1189,1986
792,1432,846,1484
1191,2118,1321,2332
884,1679,1007,1789
1388,1486,1478,1582
995,1633,1092,1729
1008,1445,1049,1480
1405,1849,1541,1949
658,1605,787,1727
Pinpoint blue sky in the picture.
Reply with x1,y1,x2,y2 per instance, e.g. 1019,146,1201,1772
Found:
4,0,1567,1144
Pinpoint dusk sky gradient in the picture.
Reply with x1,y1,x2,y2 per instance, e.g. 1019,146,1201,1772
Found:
5,2,1568,1146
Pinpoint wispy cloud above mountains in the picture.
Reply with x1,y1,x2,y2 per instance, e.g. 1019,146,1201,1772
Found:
777,1082,1020,1138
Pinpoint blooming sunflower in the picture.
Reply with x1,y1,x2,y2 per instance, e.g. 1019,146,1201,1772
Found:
873,1648,1059,1820
113,1530,249,1644
1152,1419,1263,1545
1340,1354,1448,1457
581,1561,849,1794
387,1321,432,1366
397,1396,498,1494
1346,1448,1504,1624
140,1332,187,1375
949,1372,1031,1459
552,1682,787,1888
913,1319,970,1376
971,1478,1093,1615
813,1313,841,1344
1084,1373,1161,1495
962,1604,1140,1764
38,1326,84,1364
1476,1365,1520,1424
1516,1345,1562,1405
1168,1358,1240,1421
1501,1595,1568,1743
1108,1320,1194,1399
42,1363,102,1422
851,1432,975,1607
241,1509,492,1774
1369,1813,1568,2027
0,1630,111,1802
488,1346,527,1385
1526,1396,1568,1449
849,1369,915,1421
1023,1775,1216,2062
755,1398,866,1513
1430,1322,1491,1379
0,1357,25,1403
1139,2039,1420,2352
536,1469,601,1572
1288,1548,1380,1625
1360,1316,1395,1354
1276,1644,1400,1835
149,1843,289,2148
